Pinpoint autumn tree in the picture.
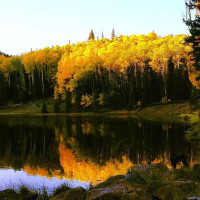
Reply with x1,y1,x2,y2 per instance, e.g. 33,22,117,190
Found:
0,32,193,111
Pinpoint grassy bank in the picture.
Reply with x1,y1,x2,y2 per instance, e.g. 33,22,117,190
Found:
0,99,199,124
0,99,199,125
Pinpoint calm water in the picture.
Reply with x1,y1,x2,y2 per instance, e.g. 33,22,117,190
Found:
0,115,197,193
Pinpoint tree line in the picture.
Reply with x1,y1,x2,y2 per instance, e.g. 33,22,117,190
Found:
0,32,196,112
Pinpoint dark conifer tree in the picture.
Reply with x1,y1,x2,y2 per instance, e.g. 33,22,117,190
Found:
92,91,99,112
88,29,95,41
53,100,60,113
184,0,200,70
65,91,71,113
41,101,48,113
0,71,7,106
111,28,115,39
102,31,104,39
75,87,81,113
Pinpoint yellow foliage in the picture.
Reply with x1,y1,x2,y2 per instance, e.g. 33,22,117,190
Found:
56,33,192,95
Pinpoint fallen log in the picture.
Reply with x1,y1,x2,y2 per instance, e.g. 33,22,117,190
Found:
164,103,189,114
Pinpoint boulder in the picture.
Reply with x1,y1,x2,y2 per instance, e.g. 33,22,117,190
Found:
0,189,22,200
146,181,185,200
50,187,86,200
172,180,196,194
87,182,144,200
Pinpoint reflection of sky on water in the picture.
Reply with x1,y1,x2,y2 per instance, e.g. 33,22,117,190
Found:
0,169,90,194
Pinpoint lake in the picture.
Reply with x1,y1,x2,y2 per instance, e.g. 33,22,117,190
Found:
0,115,196,193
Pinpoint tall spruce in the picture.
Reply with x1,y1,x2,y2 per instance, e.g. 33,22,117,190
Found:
88,29,95,41
111,28,115,39
184,0,200,70
102,31,104,39
65,91,71,113
41,101,48,113
0,71,7,106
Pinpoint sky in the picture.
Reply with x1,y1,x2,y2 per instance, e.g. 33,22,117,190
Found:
0,0,189,55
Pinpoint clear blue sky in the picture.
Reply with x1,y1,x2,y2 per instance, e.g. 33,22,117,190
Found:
0,0,189,55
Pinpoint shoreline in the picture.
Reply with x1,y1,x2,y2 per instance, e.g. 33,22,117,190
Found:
0,101,199,124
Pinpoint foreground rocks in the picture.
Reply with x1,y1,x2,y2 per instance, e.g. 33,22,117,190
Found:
1,164,200,200
0,189,22,200
51,187,86,200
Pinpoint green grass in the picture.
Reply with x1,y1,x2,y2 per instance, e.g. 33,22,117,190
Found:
180,114,199,124
0,99,199,124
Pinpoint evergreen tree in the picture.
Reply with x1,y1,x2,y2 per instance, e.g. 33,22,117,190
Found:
53,100,60,113
102,31,104,39
92,91,99,112
0,71,7,106
184,0,200,70
88,29,95,41
41,101,48,113
111,28,115,39
75,87,81,113
65,91,71,113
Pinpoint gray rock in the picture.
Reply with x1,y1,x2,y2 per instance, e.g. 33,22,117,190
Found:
50,187,86,200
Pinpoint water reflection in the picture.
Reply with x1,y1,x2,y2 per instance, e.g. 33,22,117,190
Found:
0,116,195,190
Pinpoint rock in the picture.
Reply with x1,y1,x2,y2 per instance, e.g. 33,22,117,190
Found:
87,190,140,200
87,184,124,200
0,189,22,200
164,168,192,182
52,185,71,196
125,172,146,185
87,182,144,200
187,198,200,200
172,180,196,194
19,186,38,200
151,194,163,200
87,191,121,200
50,187,86,200
146,182,185,200
95,175,125,189
192,164,200,182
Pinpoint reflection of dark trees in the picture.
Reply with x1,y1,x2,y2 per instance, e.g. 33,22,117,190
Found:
0,116,191,170
61,117,190,165
0,117,60,171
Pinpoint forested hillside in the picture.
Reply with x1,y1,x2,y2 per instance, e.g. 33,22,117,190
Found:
0,33,196,111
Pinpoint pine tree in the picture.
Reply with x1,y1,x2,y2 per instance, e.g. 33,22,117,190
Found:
65,91,71,113
92,91,99,112
88,29,95,41
41,101,48,113
184,0,200,70
0,71,7,106
102,31,104,39
53,100,60,113
111,28,115,39
75,87,81,112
